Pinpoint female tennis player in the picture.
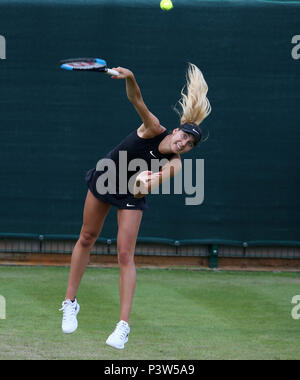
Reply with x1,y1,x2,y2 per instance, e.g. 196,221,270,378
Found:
59,63,211,349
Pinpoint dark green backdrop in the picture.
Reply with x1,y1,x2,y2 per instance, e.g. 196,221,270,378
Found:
0,0,299,241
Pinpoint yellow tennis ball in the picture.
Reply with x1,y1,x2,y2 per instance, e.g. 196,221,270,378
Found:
160,0,173,11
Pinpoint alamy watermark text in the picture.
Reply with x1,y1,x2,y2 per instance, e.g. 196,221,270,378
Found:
0,35,6,59
95,153,204,206
291,35,300,60
0,295,6,319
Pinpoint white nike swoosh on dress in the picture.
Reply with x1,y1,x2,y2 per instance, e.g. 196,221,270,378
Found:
150,151,157,158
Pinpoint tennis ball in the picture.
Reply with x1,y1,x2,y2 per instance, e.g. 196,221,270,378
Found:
160,0,173,11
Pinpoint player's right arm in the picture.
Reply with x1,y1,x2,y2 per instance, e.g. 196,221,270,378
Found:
111,67,165,137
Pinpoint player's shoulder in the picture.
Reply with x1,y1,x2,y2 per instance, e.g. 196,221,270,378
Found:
137,124,166,139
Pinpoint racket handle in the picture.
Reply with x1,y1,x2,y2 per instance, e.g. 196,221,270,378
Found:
106,68,120,76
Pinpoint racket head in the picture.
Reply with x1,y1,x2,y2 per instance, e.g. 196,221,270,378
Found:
60,58,107,71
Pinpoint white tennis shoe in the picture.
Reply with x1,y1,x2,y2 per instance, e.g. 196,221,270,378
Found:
59,299,80,334
106,320,130,349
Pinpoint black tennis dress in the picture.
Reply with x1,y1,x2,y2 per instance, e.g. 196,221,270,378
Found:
85,129,175,210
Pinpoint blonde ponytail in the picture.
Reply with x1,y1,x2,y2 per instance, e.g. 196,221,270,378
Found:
176,63,211,126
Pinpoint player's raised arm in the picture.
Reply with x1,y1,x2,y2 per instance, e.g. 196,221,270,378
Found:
111,67,164,137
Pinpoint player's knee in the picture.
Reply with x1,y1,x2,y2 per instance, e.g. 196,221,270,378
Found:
118,249,134,266
79,231,97,249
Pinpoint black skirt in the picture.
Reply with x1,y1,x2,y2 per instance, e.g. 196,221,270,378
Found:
85,168,148,210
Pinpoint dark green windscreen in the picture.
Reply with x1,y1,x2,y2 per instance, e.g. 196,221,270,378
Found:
0,0,299,241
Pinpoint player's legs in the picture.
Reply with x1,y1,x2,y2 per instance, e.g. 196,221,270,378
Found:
65,190,111,300
105,208,142,349
116,209,143,323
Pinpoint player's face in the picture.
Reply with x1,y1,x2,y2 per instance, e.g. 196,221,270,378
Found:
170,129,195,154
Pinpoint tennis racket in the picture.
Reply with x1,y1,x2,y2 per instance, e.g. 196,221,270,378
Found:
60,58,120,76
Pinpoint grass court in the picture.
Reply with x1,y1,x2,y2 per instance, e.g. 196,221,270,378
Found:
0,266,299,360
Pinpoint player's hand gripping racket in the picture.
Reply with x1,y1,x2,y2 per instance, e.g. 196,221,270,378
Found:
60,58,120,76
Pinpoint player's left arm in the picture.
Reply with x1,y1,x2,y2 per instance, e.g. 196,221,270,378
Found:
134,155,182,198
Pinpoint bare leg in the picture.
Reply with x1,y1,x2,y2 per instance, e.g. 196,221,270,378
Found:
116,209,143,324
65,190,111,300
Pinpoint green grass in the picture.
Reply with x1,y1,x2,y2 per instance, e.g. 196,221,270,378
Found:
0,266,300,360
